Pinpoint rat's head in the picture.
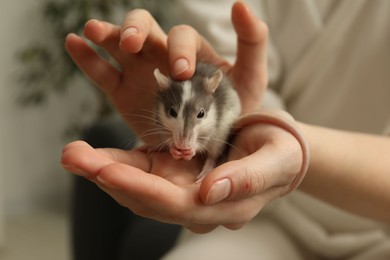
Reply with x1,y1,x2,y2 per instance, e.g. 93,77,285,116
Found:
154,68,223,160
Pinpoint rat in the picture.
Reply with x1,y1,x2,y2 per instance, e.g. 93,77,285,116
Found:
153,62,241,180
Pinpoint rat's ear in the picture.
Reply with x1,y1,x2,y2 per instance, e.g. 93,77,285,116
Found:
204,69,223,94
154,68,171,90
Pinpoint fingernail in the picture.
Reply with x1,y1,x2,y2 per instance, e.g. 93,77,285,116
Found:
173,58,190,76
122,27,138,39
205,179,232,205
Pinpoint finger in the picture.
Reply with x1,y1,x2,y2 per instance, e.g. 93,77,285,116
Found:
231,1,269,112
65,33,122,94
120,9,167,54
167,25,198,79
61,140,115,177
96,162,192,220
191,194,265,226
95,155,263,226
199,147,295,205
83,19,124,64
61,140,152,177
95,175,179,221
167,25,230,80
99,179,217,230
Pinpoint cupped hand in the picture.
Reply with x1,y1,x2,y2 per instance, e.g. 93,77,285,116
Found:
65,1,268,146
61,140,253,234
61,121,303,234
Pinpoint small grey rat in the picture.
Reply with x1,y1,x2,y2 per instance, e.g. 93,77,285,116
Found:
153,62,241,180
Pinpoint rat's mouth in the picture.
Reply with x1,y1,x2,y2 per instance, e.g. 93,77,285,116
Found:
170,145,195,160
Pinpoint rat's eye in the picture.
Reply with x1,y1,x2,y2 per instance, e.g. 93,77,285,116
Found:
169,107,178,118
197,109,205,119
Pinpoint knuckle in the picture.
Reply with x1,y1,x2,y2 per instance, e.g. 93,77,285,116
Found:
169,24,197,36
167,24,199,55
240,165,265,197
253,169,266,194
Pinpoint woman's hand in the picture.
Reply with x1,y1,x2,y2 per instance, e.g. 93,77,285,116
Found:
61,120,303,234
62,1,288,234
65,1,268,145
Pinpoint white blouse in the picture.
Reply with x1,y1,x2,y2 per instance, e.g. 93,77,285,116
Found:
171,0,390,258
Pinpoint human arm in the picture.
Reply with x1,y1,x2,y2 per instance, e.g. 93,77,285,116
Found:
298,123,390,223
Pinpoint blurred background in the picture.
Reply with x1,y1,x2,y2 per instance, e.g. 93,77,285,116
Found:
0,1,174,259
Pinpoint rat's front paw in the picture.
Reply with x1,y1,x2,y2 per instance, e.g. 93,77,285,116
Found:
170,146,196,160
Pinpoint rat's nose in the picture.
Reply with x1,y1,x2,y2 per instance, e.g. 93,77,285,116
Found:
174,140,192,150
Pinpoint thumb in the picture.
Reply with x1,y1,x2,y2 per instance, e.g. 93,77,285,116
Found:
199,147,294,205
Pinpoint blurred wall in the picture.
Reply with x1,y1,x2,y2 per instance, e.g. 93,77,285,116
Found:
0,0,98,222
0,0,178,247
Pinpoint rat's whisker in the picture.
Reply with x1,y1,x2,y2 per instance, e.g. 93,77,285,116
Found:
198,136,242,156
